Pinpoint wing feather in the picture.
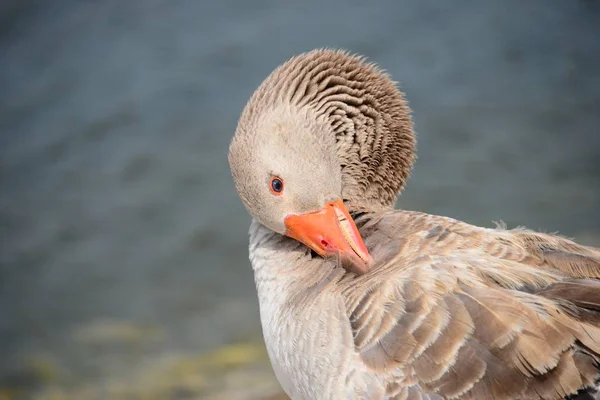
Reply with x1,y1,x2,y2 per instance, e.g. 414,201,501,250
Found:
344,211,600,399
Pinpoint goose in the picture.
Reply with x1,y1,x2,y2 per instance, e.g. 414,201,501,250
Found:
227,49,600,400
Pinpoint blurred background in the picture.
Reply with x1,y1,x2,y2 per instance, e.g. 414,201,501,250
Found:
1,0,599,399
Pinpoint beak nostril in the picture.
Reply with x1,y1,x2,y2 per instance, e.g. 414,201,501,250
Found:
283,198,371,272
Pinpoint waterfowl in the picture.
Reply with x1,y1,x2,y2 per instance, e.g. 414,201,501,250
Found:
228,49,600,400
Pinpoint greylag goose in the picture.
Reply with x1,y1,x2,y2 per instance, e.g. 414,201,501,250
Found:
228,49,600,400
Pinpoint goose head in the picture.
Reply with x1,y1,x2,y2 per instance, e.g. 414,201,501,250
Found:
228,49,416,274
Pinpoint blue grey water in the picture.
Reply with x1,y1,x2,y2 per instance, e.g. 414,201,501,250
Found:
0,0,599,393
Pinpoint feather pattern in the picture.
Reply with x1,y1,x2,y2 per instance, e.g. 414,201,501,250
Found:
337,211,600,399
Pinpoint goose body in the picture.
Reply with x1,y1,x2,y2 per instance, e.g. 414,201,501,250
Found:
228,49,600,400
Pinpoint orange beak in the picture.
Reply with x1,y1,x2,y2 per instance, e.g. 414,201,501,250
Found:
284,199,372,274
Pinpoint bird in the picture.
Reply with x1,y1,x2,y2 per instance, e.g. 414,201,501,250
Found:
227,49,600,400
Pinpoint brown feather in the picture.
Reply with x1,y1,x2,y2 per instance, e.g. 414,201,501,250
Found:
343,210,600,400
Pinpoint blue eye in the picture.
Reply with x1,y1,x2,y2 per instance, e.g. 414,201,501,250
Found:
270,177,284,195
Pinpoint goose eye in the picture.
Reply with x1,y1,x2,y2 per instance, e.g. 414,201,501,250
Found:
269,176,284,195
